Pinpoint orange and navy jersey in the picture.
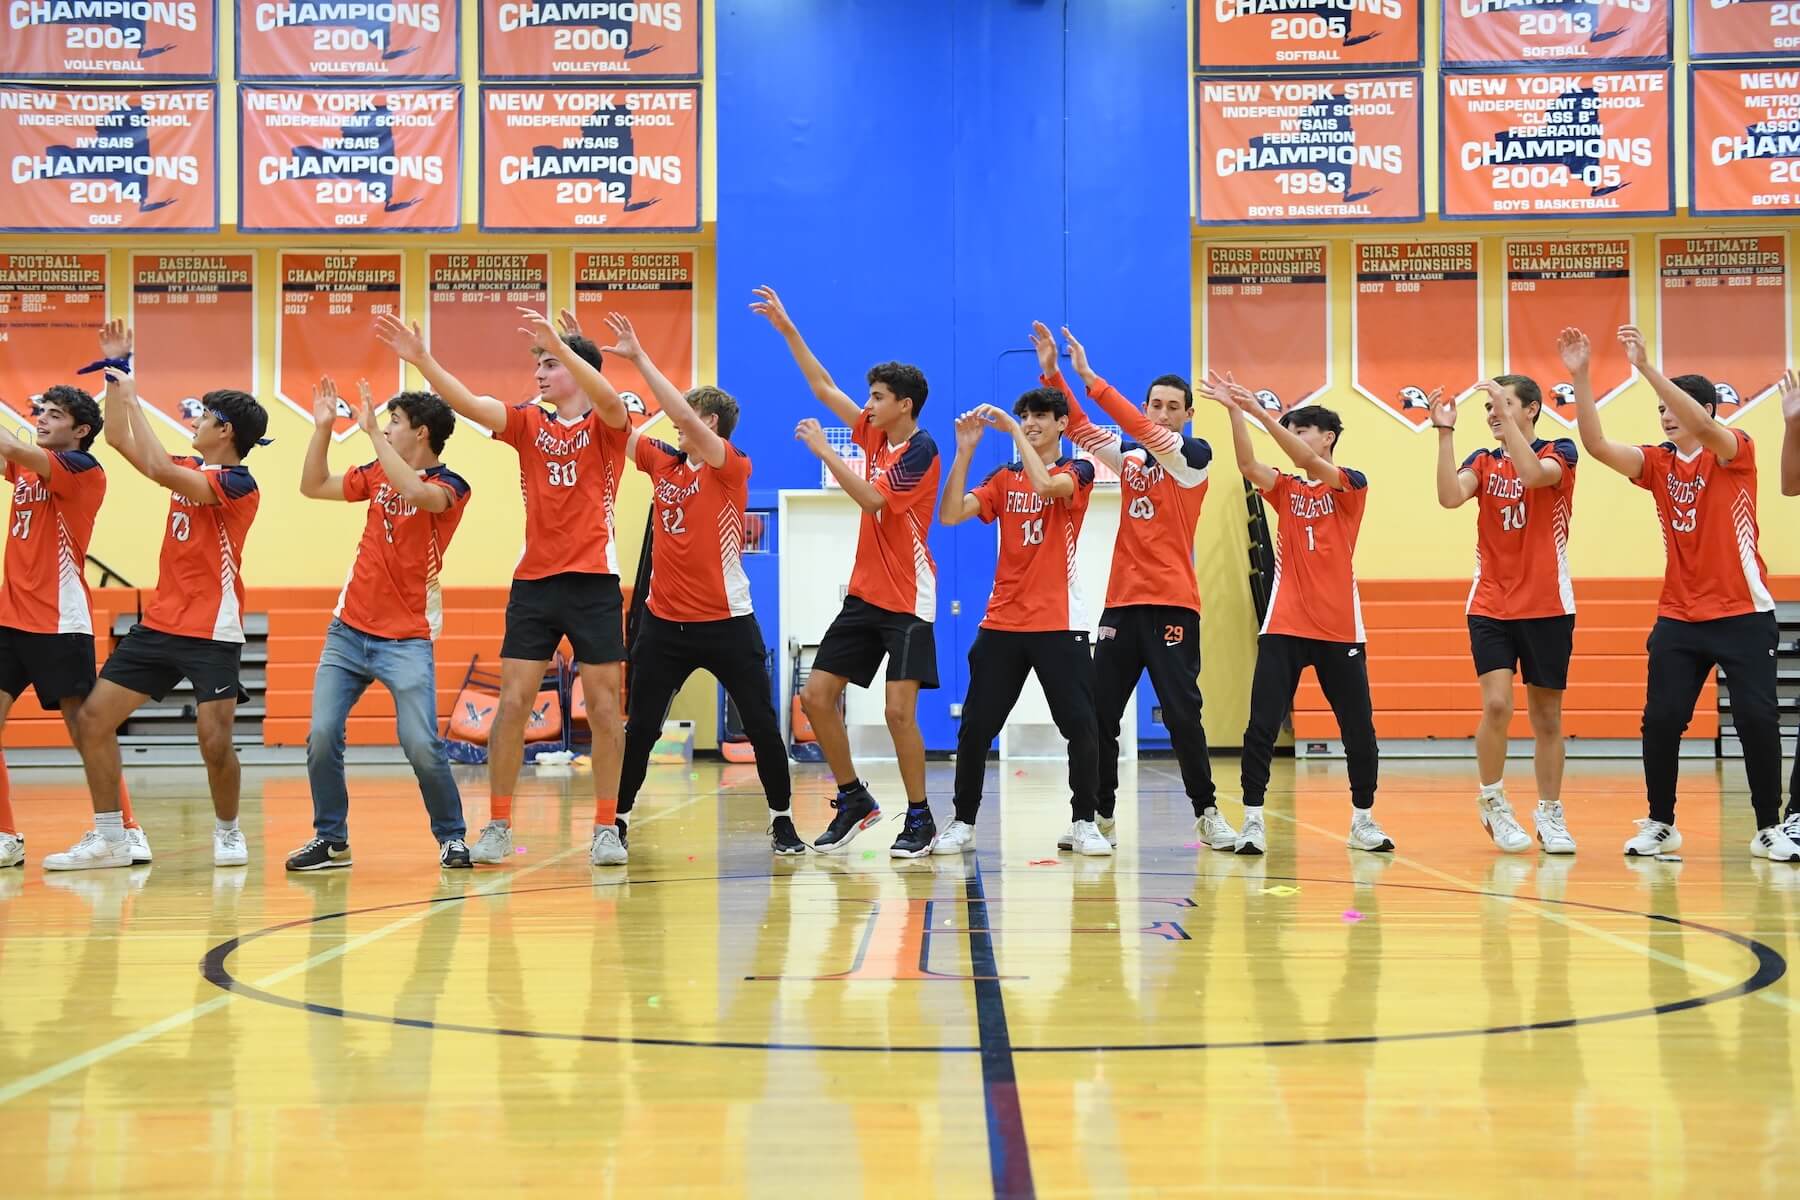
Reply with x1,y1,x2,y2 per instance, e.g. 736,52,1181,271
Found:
2,452,105,636
142,457,259,644
1632,430,1773,622
848,411,940,621
634,436,754,623
970,457,1095,632
1461,438,1577,620
334,462,471,642
496,403,629,581
1259,469,1370,644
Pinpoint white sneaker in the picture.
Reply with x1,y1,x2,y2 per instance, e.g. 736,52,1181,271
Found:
1478,793,1532,854
1347,811,1396,853
1749,825,1800,863
1235,809,1267,856
469,821,512,864
44,830,132,871
1066,819,1113,857
0,831,23,869
1195,808,1238,851
1623,818,1682,857
932,819,976,855
125,825,152,864
590,824,628,866
1534,801,1577,855
1096,815,1118,847
213,828,249,867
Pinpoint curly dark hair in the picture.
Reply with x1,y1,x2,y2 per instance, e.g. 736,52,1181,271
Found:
39,384,102,452
1280,403,1344,450
204,389,269,458
867,362,928,417
1013,386,1068,420
386,390,455,455
687,385,739,440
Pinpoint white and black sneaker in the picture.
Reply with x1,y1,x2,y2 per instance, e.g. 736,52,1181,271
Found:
439,838,472,869
1623,819,1682,857
1347,811,1396,853
286,838,352,872
814,788,881,854
770,813,806,855
1749,825,1800,863
1234,809,1267,856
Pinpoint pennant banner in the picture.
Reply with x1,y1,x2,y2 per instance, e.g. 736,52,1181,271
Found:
237,0,460,80
1503,239,1634,428
1442,0,1672,66
0,0,216,79
0,254,108,430
478,0,701,79
425,251,550,415
1352,240,1483,430
1691,0,1800,59
1201,244,1329,424
1194,0,1421,71
571,249,696,420
1656,235,1790,426
1440,68,1672,219
277,252,405,442
1689,65,1800,217
131,253,257,436
1195,74,1423,224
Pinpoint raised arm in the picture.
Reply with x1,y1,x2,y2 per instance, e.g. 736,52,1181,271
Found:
939,409,986,526
1562,327,1644,479
981,404,1074,500
101,368,219,505
1620,325,1737,461
1200,372,1279,492
1033,321,1123,473
1479,380,1563,489
520,309,627,431
0,425,52,477
1428,390,1477,508
1062,327,1205,485
354,381,450,513
795,417,885,512
299,378,347,500
1241,387,1345,489
1780,369,1800,497
374,314,508,435
603,313,726,469
751,286,863,427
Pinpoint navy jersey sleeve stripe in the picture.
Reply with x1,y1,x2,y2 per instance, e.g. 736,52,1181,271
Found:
219,466,258,499
1340,467,1369,491
1070,459,1097,488
885,434,938,493
51,450,101,473
1550,438,1579,467
1180,437,1212,471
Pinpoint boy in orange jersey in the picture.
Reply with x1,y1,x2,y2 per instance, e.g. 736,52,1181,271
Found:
1569,327,1798,862
1431,373,1579,855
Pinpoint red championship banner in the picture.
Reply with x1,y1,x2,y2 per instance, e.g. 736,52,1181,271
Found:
1440,68,1672,219
237,0,460,81
1195,0,1421,71
0,0,215,79
239,85,462,233
1690,65,1800,217
478,0,701,80
425,251,549,413
130,254,256,436
1691,0,1800,60
1442,0,1672,66
1656,235,1790,426
277,252,403,441
480,85,701,232
1352,241,1483,430
1202,244,1329,423
0,85,218,233
571,249,694,420
1195,74,1422,224
0,254,107,431
1503,239,1634,427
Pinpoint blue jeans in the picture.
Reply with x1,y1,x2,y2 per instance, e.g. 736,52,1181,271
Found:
307,619,464,844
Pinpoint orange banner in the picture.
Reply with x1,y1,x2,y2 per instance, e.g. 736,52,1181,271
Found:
277,252,404,442
1202,244,1329,423
1691,0,1800,59
1352,241,1483,430
1195,0,1420,71
131,253,256,436
0,254,107,431
1441,68,1672,219
1504,239,1634,427
1195,74,1422,225
426,251,549,412
1690,65,1800,217
239,85,462,233
478,0,700,79
0,0,215,79
1442,0,1671,66
237,0,460,80
572,249,694,420
480,85,700,232
0,85,217,233
1656,235,1790,426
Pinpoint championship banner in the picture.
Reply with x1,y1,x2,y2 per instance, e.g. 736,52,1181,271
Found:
1442,0,1672,66
1201,244,1329,423
1503,239,1634,427
1440,68,1672,219
130,254,256,436
1691,0,1800,59
425,251,549,414
0,85,218,233
1351,241,1482,430
1656,235,1790,426
571,249,695,420
480,85,701,232
236,0,460,80
0,0,216,79
1689,65,1800,217
277,252,404,441
0,254,107,431
478,0,700,79
1195,0,1422,71
1195,74,1423,224
238,85,462,233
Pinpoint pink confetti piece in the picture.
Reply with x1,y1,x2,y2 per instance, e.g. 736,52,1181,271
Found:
1342,910,1364,922
1028,858,1061,867
1183,841,1203,850
514,847,527,855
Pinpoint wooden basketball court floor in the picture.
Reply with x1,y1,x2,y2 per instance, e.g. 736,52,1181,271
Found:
1,755,1796,1198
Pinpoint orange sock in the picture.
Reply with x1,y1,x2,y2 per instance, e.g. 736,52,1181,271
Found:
0,751,15,835
594,795,618,827
119,774,139,830
490,794,512,823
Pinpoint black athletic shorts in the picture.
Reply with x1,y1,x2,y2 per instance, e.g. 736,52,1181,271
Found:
0,626,96,709
1468,614,1575,690
100,624,248,703
501,571,626,665
812,595,939,690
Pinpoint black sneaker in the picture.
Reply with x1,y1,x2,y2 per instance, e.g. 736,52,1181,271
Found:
890,806,938,858
286,837,351,871
770,814,807,856
439,837,472,869
617,816,629,849
813,789,880,854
